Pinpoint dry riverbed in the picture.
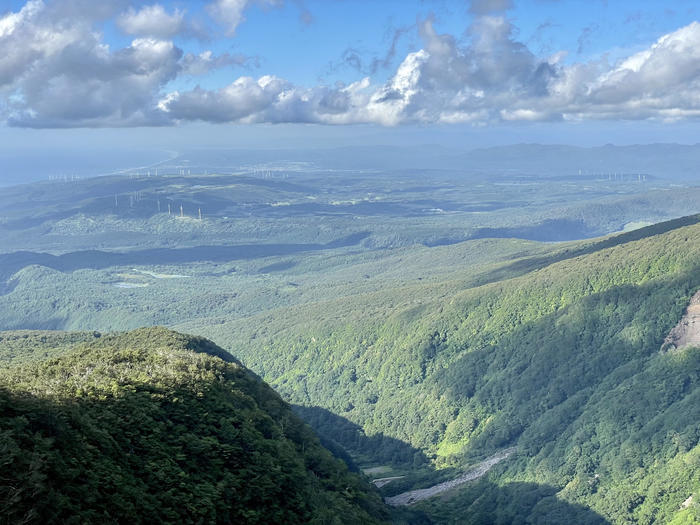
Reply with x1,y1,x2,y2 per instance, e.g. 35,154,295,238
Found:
385,447,517,506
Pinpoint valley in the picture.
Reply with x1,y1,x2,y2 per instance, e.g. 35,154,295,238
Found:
385,447,517,506
1,148,699,524
5,1,700,522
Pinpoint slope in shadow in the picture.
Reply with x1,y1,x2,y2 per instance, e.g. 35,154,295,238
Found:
293,405,430,469
0,231,371,282
425,218,593,247
293,407,611,524
419,479,611,524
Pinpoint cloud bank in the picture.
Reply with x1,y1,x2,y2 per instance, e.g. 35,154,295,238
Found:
2,0,700,127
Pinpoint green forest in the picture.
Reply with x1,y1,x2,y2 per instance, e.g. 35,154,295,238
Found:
5,0,700,517
197,217,700,524
1,169,699,523
0,327,389,524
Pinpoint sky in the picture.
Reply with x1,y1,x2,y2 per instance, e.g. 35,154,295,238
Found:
2,0,700,153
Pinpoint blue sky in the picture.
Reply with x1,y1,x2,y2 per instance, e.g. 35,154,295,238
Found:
2,0,700,150
219,0,699,85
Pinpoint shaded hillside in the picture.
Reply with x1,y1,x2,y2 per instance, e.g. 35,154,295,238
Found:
0,327,389,525
0,231,370,283
194,216,700,524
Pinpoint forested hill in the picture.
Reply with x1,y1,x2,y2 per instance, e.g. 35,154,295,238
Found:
0,327,389,524
192,215,700,524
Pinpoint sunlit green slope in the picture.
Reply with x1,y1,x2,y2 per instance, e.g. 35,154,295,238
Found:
0,327,389,525
192,216,700,524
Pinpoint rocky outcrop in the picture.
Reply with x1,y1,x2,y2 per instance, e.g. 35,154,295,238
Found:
662,290,700,351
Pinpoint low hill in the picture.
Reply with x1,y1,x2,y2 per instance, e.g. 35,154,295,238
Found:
0,327,389,525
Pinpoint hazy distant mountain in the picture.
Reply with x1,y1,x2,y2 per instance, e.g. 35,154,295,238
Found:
165,143,700,179
4,143,700,187
456,143,700,178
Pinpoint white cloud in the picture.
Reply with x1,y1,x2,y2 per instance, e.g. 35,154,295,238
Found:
0,1,245,127
124,17,700,126
4,1,700,127
365,50,428,126
500,108,550,121
8,35,182,127
160,75,374,125
161,75,289,122
554,21,700,121
206,0,247,37
0,0,42,38
116,4,185,39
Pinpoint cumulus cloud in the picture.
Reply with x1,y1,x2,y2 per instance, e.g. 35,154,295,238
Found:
159,75,375,125
158,17,700,126
162,76,289,122
567,21,700,120
4,0,700,127
0,0,246,127
116,4,185,39
205,0,311,36
8,35,182,127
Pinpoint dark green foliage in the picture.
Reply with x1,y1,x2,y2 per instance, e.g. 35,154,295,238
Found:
294,405,430,468
0,327,388,524
212,216,700,524
418,480,611,524
0,330,101,366
3,166,700,524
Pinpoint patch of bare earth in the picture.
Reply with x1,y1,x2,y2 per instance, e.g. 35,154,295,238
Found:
372,476,406,488
662,290,700,351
